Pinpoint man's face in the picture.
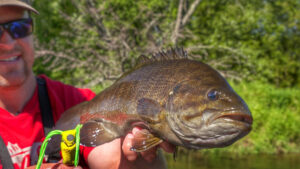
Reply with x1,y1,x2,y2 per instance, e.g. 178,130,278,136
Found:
0,6,35,88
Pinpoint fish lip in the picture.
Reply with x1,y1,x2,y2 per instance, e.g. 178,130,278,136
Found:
180,108,252,129
212,109,253,127
217,113,253,125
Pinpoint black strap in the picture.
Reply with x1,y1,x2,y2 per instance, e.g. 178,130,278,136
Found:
36,77,61,163
36,77,55,135
0,135,14,169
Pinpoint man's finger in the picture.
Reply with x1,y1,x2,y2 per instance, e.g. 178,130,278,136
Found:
122,127,176,163
122,132,138,161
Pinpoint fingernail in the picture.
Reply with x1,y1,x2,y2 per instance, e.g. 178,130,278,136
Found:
127,133,134,139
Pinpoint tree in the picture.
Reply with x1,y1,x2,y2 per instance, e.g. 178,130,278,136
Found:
32,0,300,88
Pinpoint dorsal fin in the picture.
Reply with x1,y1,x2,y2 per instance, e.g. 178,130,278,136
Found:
136,47,188,66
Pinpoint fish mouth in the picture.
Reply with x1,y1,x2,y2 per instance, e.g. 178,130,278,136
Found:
192,112,252,148
211,111,253,133
180,108,252,129
216,113,253,125
167,109,253,149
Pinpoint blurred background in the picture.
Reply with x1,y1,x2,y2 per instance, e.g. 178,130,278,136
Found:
32,0,299,169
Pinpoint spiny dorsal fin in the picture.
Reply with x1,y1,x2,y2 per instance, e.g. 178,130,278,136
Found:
137,47,188,66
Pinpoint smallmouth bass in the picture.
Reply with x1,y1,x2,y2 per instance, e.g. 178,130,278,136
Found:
55,48,253,152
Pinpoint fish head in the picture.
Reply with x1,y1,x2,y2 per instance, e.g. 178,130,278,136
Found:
165,68,252,149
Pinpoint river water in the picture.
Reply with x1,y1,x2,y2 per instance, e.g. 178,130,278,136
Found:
165,152,300,169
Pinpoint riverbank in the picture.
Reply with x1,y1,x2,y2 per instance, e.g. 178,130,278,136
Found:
164,151,300,169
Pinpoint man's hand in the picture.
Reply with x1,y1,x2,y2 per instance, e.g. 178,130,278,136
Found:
122,127,175,162
87,127,175,169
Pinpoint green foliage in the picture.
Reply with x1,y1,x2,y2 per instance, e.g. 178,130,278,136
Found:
32,0,179,86
31,0,299,88
188,0,300,87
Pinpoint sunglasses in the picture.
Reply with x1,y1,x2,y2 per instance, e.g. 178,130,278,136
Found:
0,18,33,39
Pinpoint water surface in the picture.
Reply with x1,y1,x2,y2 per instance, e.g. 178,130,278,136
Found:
165,152,299,169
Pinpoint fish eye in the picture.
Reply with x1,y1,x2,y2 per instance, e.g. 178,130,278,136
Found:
207,90,218,101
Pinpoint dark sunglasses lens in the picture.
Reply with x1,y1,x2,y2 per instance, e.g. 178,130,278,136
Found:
0,28,3,38
8,19,33,39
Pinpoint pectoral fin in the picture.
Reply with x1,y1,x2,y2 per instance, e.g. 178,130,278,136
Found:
80,121,121,147
130,129,163,152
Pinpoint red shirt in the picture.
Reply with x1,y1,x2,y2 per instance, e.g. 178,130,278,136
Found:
0,75,96,169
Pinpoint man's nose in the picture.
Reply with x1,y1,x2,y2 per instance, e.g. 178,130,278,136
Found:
0,31,15,51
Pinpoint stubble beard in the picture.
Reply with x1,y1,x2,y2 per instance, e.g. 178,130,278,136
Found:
0,59,32,89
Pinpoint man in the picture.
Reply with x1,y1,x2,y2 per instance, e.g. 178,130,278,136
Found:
0,0,174,169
